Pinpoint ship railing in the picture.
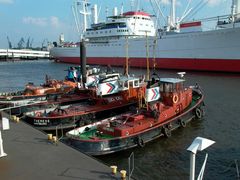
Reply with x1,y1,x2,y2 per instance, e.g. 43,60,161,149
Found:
128,152,134,180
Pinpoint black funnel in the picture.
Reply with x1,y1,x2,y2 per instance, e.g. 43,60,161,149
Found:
80,40,86,88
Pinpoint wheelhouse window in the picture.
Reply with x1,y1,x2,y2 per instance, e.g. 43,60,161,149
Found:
134,80,139,87
160,82,184,93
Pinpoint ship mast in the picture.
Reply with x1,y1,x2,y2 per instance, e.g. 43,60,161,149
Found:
146,32,150,81
73,0,90,39
80,0,90,32
170,0,176,27
124,37,129,76
232,0,240,21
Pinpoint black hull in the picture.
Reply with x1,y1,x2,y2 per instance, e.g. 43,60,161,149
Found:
24,102,136,131
67,95,204,156
7,95,88,116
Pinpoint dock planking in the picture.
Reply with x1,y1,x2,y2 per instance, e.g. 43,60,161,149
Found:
0,118,122,180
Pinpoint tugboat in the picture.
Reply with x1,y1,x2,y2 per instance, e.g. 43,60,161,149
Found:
0,75,78,108
23,74,146,131
23,40,147,131
65,73,205,155
0,66,102,115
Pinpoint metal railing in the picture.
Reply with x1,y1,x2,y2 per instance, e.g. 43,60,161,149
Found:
128,152,135,180
55,124,64,144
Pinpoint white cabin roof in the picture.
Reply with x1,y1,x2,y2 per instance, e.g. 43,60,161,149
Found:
160,78,185,84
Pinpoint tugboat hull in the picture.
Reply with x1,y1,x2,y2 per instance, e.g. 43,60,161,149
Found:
24,101,136,131
67,90,204,156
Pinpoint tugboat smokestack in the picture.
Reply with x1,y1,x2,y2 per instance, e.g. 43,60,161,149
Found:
80,40,86,88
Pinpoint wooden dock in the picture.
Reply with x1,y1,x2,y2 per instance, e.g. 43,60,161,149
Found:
0,49,50,60
0,117,124,179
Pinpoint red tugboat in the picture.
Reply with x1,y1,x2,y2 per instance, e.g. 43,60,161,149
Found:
0,76,77,101
0,66,101,114
24,75,146,131
66,74,204,155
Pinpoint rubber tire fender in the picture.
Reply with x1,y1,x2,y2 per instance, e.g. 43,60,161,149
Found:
136,136,145,148
195,108,202,119
162,126,171,138
179,119,186,128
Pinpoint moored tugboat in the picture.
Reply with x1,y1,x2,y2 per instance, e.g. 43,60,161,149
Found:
24,74,146,131
0,66,102,115
66,73,205,155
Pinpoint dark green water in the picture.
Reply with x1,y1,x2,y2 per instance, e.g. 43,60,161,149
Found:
1,60,240,180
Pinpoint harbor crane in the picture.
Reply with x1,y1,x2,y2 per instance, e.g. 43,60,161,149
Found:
7,36,12,49
17,38,25,49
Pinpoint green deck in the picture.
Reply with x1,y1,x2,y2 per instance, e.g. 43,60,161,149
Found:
79,129,114,140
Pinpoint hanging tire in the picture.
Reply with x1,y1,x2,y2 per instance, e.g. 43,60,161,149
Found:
179,119,186,128
162,127,171,138
195,108,203,119
136,137,145,148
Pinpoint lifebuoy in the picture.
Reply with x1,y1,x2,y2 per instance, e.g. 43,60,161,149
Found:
195,108,202,119
173,94,179,104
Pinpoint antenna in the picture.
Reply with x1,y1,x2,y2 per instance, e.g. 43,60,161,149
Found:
120,3,124,15
105,6,109,19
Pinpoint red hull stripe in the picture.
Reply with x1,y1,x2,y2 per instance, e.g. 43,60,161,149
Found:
123,11,150,17
180,21,201,28
56,57,240,72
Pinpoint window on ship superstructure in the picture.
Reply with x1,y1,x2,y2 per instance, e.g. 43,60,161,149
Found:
129,81,134,88
134,80,139,87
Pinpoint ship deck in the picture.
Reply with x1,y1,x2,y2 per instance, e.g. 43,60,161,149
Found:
0,118,124,179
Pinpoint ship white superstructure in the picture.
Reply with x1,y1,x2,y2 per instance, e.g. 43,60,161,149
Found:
50,0,240,72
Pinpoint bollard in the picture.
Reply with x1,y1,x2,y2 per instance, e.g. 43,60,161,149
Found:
11,115,16,121
110,165,117,175
47,134,53,141
120,170,127,180
0,130,7,158
15,117,20,123
52,136,57,143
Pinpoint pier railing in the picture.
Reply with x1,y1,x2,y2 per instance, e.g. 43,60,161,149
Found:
0,49,50,59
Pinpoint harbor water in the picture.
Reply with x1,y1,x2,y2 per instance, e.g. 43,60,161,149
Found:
0,60,240,180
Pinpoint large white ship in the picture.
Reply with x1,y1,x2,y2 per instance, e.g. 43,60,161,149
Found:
50,0,240,72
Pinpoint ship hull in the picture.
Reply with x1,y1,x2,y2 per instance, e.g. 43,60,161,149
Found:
66,91,204,156
50,26,240,72
24,101,136,131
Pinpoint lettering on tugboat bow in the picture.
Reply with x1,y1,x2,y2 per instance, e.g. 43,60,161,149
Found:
34,119,50,125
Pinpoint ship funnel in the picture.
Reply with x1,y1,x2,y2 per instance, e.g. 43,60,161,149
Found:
91,4,98,24
113,7,118,16
80,40,87,88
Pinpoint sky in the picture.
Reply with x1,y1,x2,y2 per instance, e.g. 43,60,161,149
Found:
0,0,230,48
